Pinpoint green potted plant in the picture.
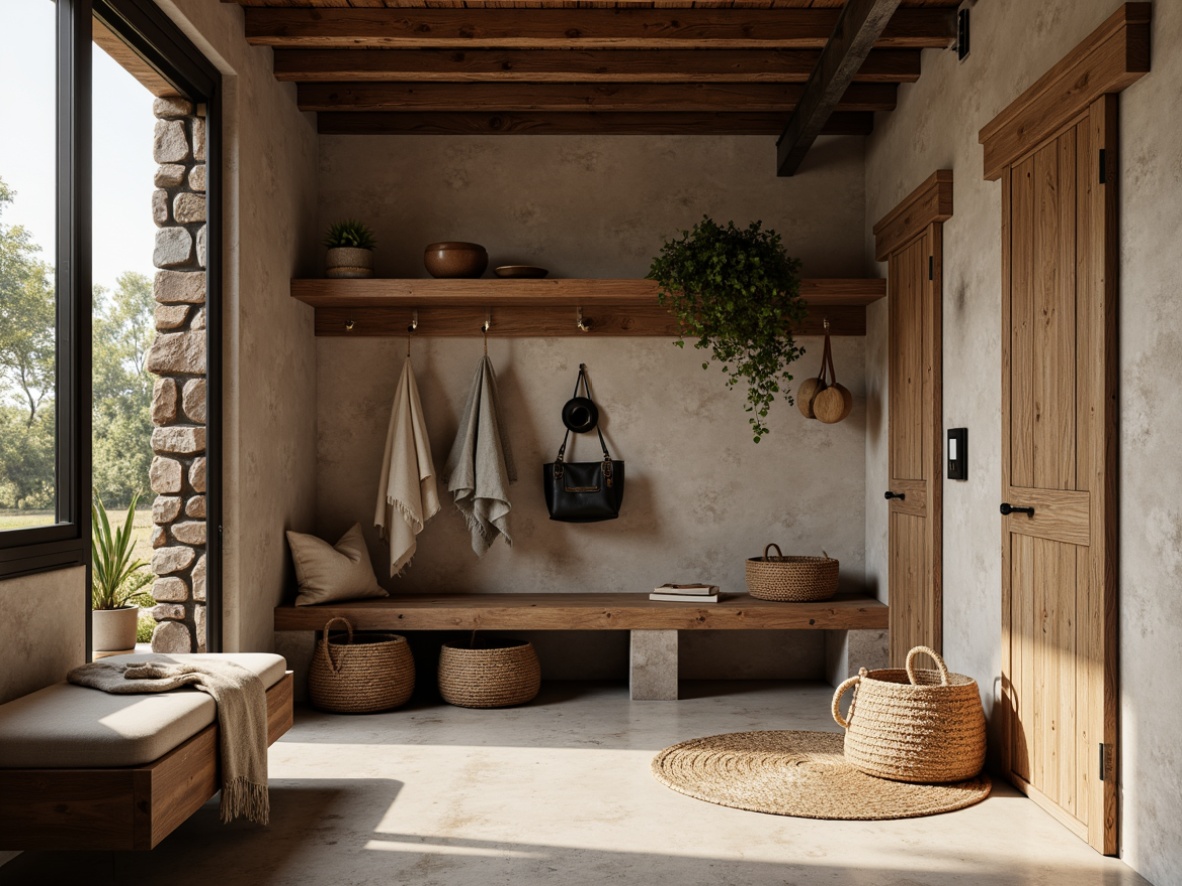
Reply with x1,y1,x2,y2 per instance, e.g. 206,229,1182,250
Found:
91,492,152,658
649,216,806,442
324,219,376,279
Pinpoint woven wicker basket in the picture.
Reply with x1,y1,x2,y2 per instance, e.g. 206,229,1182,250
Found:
438,639,541,709
308,617,415,713
832,646,986,784
745,543,839,602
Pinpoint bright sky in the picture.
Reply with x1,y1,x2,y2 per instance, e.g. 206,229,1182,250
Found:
0,1,159,293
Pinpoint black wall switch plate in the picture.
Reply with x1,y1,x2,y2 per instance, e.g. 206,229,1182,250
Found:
947,428,968,480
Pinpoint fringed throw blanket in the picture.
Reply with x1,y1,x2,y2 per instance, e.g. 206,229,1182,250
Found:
68,657,270,824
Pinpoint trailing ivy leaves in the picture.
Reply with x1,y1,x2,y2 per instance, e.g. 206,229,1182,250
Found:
649,217,805,442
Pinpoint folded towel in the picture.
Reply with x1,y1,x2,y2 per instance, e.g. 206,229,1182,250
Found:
444,356,517,555
68,657,269,824
375,358,441,576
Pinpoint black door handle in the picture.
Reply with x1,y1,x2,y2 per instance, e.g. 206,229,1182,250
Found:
1000,502,1035,516
884,491,905,501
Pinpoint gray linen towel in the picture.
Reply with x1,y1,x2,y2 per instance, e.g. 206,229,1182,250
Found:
68,656,270,824
443,356,517,555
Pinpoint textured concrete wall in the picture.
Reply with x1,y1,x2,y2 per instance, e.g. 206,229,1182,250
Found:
159,0,320,654
0,567,86,704
315,134,869,677
863,2,1182,881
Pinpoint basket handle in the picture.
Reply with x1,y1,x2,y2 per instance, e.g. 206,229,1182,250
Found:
905,645,951,686
321,616,354,675
763,543,783,561
831,670,864,729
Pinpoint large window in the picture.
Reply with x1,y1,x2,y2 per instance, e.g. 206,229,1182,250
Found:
0,0,221,657
0,0,90,577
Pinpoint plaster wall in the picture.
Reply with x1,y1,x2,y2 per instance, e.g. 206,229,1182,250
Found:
863,2,1182,881
315,134,869,677
0,567,85,705
158,1,320,653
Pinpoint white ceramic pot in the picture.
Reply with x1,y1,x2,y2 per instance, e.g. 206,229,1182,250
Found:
326,246,374,279
92,606,139,658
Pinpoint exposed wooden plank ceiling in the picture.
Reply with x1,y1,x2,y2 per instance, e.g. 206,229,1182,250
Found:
225,0,957,169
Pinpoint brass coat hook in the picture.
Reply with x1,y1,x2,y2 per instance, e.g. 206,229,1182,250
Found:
577,306,592,333
345,319,355,332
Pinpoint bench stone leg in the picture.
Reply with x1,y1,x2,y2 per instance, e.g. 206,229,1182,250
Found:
630,630,678,700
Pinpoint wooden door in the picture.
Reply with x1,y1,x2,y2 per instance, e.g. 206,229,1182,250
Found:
875,171,951,667
999,96,1117,854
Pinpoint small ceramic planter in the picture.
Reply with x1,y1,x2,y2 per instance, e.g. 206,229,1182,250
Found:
92,606,139,659
326,246,374,279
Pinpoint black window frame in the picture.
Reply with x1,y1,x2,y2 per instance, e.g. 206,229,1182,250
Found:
0,0,93,581
0,0,223,654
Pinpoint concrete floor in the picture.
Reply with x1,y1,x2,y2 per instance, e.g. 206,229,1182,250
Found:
1,682,1152,885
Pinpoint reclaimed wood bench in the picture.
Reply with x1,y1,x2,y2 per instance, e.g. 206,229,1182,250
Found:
0,653,294,851
274,592,888,700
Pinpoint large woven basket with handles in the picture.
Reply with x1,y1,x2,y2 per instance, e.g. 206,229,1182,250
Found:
308,616,415,713
745,543,839,602
831,646,986,784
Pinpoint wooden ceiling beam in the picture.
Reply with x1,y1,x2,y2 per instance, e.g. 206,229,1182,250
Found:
777,0,904,176
316,110,874,136
296,81,897,113
244,8,957,50
272,48,922,83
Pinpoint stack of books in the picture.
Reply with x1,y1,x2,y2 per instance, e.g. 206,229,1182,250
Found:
649,583,721,603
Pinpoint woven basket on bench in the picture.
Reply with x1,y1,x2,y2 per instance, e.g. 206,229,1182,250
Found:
745,543,839,602
438,639,541,708
831,645,986,784
308,617,415,713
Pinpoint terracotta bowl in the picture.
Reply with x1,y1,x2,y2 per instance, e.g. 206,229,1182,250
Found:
424,242,488,278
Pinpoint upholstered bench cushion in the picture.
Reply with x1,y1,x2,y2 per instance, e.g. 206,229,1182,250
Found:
0,652,286,769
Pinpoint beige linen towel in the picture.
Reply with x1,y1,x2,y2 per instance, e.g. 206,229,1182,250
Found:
444,355,516,555
375,358,441,576
68,656,269,824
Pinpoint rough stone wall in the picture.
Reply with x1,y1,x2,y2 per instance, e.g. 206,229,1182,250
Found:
147,96,207,654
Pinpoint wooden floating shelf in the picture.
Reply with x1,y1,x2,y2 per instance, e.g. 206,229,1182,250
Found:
291,277,886,337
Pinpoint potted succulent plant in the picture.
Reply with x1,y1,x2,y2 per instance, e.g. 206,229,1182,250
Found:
91,492,152,658
649,216,806,442
324,219,376,279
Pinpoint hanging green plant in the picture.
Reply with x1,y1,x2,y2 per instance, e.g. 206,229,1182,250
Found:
649,216,805,442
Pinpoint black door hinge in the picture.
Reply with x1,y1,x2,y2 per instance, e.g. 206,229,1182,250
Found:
928,256,934,280
1099,149,1107,184
1099,742,1113,781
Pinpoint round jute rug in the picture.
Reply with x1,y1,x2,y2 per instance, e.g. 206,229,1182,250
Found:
652,730,991,821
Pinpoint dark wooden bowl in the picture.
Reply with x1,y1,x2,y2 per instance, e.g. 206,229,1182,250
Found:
424,242,488,278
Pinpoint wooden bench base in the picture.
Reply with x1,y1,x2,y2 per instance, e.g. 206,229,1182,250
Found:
0,672,294,851
276,593,888,701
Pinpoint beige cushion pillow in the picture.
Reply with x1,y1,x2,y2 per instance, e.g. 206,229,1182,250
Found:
287,523,387,606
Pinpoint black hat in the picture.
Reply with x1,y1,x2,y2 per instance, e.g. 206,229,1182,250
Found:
562,397,599,434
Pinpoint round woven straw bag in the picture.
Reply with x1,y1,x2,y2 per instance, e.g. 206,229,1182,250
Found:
308,616,415,713
745,544,839,602
438,639,541,709
831,645,986,784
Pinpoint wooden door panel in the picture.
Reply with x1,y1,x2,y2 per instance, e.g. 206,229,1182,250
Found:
1010,154,1036,489
1033,133,1078,491
1003,488,1090,546
878,172,949,671
889,511,927,663
889,237,926,482
884,477,927,518
1000,95,1117,855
